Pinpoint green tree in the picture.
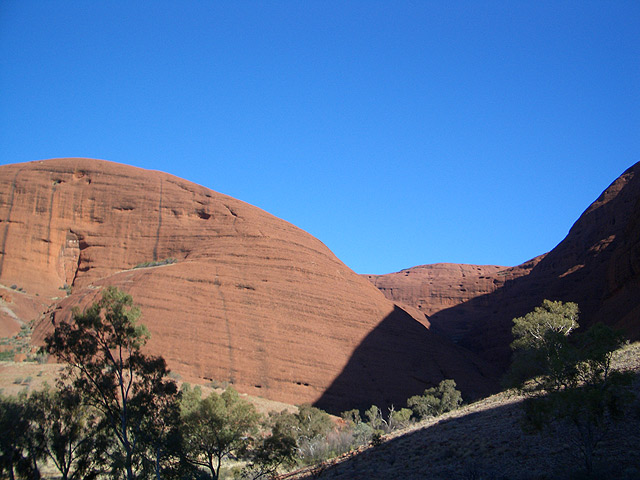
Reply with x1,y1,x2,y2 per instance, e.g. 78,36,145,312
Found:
511,299,579,350
180,386,260,479
0,393,38,480
508,300,633,475
26,385,108,480
340,409,374,446
340,409,362,426
238,425,297,480
507,300,580,392
407,379,462,420
266,405,334,464
388,406,413,430
292,404,333,444
44,286,179,480
138,381,185,480
364,405,384,430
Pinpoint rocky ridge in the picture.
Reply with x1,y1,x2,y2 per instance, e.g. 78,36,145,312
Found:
366,162,640,367
0,158,498,413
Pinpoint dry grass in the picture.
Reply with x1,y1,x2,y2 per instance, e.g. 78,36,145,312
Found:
0,359,296,417
0,361,64,396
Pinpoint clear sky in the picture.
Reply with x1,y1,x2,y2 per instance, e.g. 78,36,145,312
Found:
1,1,638,274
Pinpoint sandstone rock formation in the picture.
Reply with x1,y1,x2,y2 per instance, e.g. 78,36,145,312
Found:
0,158,498,412
363,258,543,346
0,287,50,338
367,162,640,368
365,264,511,318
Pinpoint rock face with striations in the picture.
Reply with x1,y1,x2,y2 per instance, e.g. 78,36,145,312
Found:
365,263,526,317
0,158,498,413
363,259,541,346
367,162,640,369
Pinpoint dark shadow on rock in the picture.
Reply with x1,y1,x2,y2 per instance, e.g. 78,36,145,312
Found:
429,162,640,371
313,306,500,415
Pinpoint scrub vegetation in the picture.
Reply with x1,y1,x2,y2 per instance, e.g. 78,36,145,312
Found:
0,288,464,480
1,294,636,479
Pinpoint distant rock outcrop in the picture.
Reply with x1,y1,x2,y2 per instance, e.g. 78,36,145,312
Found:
367,162,640,368
365,264,509,317
0,158,498,413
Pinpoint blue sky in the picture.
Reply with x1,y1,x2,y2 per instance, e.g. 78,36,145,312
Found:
1,1,638,274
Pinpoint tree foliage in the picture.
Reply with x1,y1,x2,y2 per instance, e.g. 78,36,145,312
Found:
45,286,179,480
238,426,297,480
266,404,335,465
26,386,107,480
180,385,260,479
0,393,36,480
508,300,633,474
388,407,413,430
407,379,463,420
507,300,580,392
511,299,579,351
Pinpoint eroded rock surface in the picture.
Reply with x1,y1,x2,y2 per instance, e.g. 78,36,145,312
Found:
367,162,640,368
0,158,498,412
365,264,508,317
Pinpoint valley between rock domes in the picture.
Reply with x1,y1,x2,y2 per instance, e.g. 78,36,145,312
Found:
1,158,639,415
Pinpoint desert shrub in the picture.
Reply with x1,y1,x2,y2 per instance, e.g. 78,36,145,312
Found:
17,325,31,339
364,405,385,430
370,431,383,446
267,404,336,465
407,379,463,420
238,425,297,480
340,408,375,446
34,352,48,364
352,420,374,444
0,350,14,361
340,409,361,425
180,385,260,479
338,403,414,451
133,258,177,269
388,407,413,430
207,379,230,390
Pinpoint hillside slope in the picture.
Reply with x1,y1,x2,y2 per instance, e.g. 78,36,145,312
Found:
292,342,640,480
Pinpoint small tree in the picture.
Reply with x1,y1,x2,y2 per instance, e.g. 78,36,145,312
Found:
267,404,334,464
340,409,373,446
45,287,179,480
180,386,260,479
508,300,633,475
26,386,108,480
238,425,297,480
407,379,462,420
138,381,185,480
0,393,38,480
293,404,334,443
388,407,413,430
507,300,580,392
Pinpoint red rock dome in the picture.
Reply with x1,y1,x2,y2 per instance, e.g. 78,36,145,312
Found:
0,158,498,412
